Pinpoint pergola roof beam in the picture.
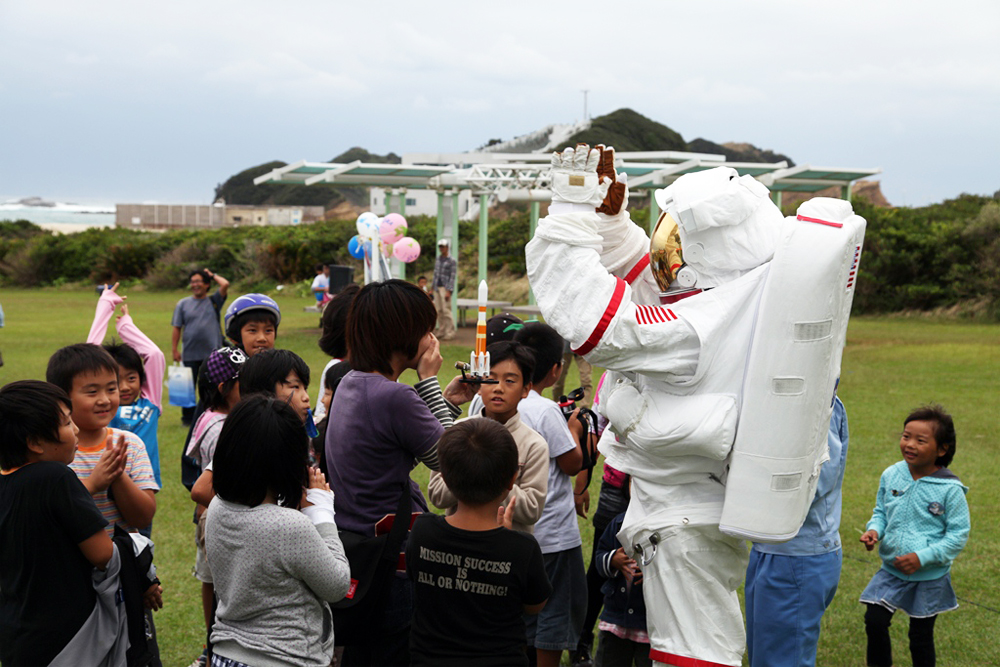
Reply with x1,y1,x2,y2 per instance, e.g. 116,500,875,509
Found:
303,160,361,186
766,164,882,184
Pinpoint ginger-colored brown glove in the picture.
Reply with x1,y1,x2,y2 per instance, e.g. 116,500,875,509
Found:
595,144,627,216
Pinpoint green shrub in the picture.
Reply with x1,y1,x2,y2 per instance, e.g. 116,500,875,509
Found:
3,192,1000,320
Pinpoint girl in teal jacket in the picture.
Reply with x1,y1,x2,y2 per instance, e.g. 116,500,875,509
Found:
859,404,970,667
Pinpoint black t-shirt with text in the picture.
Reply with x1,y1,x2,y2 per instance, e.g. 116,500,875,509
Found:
0,462,108,666
406,513,551,667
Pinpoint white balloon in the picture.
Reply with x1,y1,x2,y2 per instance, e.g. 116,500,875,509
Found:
356,211,379,237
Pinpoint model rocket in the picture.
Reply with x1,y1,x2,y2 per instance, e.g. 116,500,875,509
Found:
470,279,490,378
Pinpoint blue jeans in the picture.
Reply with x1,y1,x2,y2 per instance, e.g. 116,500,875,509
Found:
745,548,841,667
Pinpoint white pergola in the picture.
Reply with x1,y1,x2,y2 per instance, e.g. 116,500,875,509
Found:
254,151,880,304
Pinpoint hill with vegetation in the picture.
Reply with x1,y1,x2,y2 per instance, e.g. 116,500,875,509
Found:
215,108,799,213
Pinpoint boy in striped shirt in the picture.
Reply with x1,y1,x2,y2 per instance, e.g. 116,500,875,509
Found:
46,343,159,536
47,342,163,662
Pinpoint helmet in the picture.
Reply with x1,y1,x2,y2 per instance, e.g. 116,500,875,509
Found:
224,293,281,343
649,210,691,292
651,167,783,289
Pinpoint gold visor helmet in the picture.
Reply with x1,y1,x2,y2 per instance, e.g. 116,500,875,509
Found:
649,209,687,292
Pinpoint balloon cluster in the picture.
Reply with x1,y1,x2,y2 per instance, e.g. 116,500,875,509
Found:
348,212,421,263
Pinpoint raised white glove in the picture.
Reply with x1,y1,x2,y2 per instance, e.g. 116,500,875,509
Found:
550,144,610,207
301,487,336,526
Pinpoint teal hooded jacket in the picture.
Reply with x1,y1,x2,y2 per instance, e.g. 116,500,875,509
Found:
866,461,970,581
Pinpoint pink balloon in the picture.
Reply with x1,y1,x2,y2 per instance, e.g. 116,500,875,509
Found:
379,213,408,245
393,236,421,263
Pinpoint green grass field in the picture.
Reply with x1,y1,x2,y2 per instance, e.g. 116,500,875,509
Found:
0,287,997,666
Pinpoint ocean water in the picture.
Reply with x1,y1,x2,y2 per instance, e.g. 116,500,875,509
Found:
0,201,115,230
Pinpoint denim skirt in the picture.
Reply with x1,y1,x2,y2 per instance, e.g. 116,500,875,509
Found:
859,569,958,618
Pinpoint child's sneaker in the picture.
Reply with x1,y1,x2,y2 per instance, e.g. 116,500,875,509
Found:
187,647,208,667
570,642,594,667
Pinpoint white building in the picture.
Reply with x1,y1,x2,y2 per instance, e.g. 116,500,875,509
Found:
369,187,475,219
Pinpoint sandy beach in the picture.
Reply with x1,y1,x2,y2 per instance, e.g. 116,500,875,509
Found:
35,221,111,234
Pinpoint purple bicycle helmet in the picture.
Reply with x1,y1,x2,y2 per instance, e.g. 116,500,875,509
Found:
224,293,281,343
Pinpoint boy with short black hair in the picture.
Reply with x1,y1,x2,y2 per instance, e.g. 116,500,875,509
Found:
408,419,552,667
46,343,159,535
513,322,588,667
429,340,548,534
0,380,115,667
46,343,163,663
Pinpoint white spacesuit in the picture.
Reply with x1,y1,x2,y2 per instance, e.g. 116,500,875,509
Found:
526,146,863,666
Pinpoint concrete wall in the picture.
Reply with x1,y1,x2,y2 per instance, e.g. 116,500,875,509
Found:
115,204,325,230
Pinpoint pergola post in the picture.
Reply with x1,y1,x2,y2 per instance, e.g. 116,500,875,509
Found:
399,189,407,216
528,201,540,305
451,191,460,249
843,184,851,202
649,190,660,234
436,191,445,248
451,191,460,324
772,190,782,208
478,194,489,284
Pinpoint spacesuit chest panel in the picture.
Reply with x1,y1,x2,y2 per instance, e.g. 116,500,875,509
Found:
597,267,769,485
665,263,769,393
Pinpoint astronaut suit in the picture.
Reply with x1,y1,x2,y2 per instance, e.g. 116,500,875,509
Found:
526,145,863,666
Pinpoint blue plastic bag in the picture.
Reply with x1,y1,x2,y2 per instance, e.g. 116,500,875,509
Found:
167,363,197,408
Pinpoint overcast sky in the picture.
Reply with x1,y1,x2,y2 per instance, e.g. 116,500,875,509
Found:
1,0,997,207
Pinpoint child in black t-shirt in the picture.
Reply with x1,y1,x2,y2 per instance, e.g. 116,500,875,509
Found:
0,380,113,666
407,419,552,667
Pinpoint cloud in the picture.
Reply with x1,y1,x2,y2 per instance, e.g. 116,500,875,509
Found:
203,52,368,100
439,97,492,113
3,0,999,206
147,43,184,60
65,52,99,66
670,78,769,106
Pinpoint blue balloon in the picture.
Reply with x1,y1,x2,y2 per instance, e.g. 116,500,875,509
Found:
347,235,365,259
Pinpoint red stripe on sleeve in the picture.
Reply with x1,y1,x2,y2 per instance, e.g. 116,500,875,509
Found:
796,214,843,228
624,253,651,285
573,278,626,356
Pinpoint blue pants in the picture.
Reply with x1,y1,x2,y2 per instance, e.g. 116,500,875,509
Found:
745,549,841,667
